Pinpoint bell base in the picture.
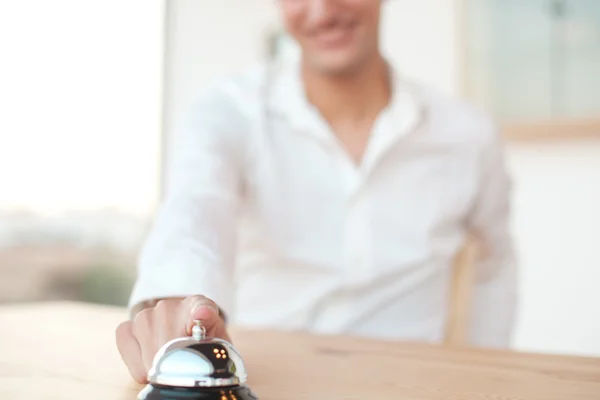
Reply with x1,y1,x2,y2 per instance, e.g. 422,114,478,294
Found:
137,383,258,400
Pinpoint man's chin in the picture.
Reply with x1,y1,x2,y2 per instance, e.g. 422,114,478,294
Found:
306,56,363,77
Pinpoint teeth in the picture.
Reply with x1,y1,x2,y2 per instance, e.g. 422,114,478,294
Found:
313,23,354,44
320,27,349,36
316,23,352,35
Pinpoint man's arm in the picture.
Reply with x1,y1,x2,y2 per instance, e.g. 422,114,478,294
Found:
465,130,519,349
128,88,246,320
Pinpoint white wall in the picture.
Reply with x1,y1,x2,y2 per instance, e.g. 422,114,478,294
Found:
163,0,277,148
381,0,461,96
164,0,600,357
508,140,600,357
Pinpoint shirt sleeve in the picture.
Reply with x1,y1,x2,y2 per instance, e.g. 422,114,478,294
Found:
128,87,246,318
465,129,519,349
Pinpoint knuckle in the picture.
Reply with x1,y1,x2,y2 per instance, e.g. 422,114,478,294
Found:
115,321,131,338
155,307,173,326
133,308,154,331
154,299,171,311
115,321,132,346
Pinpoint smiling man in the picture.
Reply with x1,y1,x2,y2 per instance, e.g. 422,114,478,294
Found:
116,0,518,383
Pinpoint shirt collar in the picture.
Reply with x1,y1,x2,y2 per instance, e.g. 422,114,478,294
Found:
265,56,425,140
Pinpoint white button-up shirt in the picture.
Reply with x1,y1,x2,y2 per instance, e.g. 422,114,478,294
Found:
130,58,518,348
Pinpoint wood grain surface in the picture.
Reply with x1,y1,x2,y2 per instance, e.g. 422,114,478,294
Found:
0,301,599,399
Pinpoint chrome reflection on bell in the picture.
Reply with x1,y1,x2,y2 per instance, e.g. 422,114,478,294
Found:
137,320,258,400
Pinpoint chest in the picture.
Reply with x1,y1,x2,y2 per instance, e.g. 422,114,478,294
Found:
328,119,374,166
242,119,480,253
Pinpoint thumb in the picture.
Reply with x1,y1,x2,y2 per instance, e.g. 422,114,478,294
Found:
183,295,222,335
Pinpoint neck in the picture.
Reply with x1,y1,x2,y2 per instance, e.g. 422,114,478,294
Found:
301,54,392,125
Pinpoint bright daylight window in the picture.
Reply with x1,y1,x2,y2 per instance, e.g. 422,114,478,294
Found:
0,1,165,306
465,0,600,124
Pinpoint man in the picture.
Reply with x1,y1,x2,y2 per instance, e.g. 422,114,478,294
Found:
116,0,518,383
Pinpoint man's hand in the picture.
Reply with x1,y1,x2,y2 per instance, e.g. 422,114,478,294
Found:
115,295,230,383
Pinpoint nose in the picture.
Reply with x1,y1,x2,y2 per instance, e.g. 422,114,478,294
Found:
305,0,336,25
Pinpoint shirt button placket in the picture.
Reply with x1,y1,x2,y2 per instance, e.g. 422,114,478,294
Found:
344,173,371,285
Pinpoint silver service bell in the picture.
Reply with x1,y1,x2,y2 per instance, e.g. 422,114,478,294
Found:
137,321,258,400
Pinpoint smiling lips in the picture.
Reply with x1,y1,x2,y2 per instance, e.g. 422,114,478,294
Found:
310,22,356,49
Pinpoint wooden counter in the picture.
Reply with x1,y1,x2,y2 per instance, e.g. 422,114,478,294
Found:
1,301,599,399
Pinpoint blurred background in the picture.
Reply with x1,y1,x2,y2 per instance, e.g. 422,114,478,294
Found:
0,0,598,358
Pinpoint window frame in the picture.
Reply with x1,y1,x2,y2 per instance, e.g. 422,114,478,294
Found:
456,0,600,141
